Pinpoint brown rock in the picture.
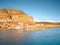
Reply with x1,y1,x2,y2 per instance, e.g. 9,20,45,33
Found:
0,8,35,24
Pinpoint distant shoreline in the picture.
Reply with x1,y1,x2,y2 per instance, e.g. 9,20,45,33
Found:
0,22,60,31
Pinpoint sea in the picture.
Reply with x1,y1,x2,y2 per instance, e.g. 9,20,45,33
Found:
0,27,60,45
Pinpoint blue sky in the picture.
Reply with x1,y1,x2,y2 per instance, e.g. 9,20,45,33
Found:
0,0,60,22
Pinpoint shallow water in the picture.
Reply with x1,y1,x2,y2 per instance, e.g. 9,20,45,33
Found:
0,27,60,45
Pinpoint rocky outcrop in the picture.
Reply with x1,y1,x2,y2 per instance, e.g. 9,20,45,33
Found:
0,8,35,24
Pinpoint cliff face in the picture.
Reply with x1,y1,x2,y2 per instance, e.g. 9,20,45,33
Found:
0,8,59,30
0,8,35,24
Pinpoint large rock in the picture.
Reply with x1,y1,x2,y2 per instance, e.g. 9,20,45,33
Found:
0,8,35,24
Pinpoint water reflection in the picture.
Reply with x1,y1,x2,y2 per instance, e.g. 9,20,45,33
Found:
0,27,60,45
0,30,29,44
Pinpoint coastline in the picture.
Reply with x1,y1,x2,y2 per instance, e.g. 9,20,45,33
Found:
0,22,60,31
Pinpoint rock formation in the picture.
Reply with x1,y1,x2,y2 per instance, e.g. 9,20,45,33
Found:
0,8,59,30
0,8,35,25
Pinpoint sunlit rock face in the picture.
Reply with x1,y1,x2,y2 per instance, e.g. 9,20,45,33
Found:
0,8,59,30
0,9,11,22
0,8,35,24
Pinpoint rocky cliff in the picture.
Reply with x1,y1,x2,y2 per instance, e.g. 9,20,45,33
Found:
0,8,35,25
